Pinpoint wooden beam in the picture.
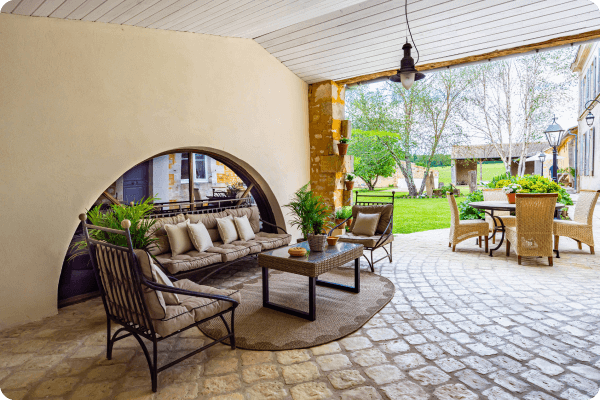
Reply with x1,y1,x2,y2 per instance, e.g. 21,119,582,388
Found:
335,29,600,86
236,183,255,207
101,191,120,205
188,152,195,210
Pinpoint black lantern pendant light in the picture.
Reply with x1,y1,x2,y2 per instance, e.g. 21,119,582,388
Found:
389,0,424,89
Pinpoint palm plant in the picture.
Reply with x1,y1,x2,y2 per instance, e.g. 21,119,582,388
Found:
285,183,331,238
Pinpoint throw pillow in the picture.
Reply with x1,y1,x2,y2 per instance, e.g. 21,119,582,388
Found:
234,215,255,241
151,261,180,305
352,212,381,236
216,215,239,244
164,220,193,257
187,222,213,252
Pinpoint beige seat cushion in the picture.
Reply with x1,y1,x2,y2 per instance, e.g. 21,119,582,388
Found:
206,242,251,262
231,240,262,254
225,206,261,233
155,251,222,275
150,279,240,337
146,214,186,256
134,249,167,320
187,222,213,252
234,215,256,241
351,205,393,234
353,212,381,236
253,232,292,250
165,220,194,257
216,216,239,244
338,232,394,248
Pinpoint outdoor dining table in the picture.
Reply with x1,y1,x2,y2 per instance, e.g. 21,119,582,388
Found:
468,200,565,257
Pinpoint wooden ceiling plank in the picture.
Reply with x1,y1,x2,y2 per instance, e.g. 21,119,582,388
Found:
134,0,196,28
13,0,45,15
81,0,123,21
190,0,271,33
119,0,179,25
64,0,104,20
109,0,161,24
1,0,23,13
334,27,600,86
31,0,65,16
173,0,256,32
290,2,593,75
146,0,220,30
97,0,146,23
208,0,294,37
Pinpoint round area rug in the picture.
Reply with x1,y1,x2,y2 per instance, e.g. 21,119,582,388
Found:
199,267,395,350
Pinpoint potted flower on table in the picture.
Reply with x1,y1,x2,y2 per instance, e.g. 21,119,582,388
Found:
502,183,522,204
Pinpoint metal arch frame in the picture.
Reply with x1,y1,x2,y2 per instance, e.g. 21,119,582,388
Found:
81,218,239,393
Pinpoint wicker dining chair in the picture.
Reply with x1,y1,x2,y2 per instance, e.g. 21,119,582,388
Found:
482,188,516,243
554,189,600,255
79,215,240,392
447,193,489,252
505,193,557,266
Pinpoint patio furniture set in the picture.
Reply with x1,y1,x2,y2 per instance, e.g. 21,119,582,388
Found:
447,189,600,266
78,197,395,391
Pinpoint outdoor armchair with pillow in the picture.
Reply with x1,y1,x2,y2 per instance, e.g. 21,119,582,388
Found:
80,214,240,392
554,189,600,255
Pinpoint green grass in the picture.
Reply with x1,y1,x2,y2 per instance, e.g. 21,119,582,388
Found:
352,190,467,234
435,162,506,185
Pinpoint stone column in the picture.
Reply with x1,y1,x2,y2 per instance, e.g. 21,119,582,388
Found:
308,80,353,210
426,171,434,197
468,170,477,193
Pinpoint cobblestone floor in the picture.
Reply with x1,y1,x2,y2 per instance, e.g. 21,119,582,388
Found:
2,208,600,400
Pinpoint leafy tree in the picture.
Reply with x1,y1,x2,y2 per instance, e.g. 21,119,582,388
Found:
348,132,396,190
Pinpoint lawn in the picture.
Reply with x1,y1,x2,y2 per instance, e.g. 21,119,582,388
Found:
352,191,468,234
435,161,506,185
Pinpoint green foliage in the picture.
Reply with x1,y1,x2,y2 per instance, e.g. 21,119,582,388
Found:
412,154,451,167
486,173,512,188
335,206,352,220
487,173,573,205
71,197,159,257
348,131,396,190
494,179,512,189
458,190,485,220
346,174,355,181
284,183,331,237
339,137,350,144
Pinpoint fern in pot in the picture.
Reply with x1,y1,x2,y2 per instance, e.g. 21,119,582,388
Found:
285,183,331,251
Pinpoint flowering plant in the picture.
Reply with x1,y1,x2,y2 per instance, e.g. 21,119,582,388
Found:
502,183,522,194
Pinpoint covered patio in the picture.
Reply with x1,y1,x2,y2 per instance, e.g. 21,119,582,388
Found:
3,0,600,399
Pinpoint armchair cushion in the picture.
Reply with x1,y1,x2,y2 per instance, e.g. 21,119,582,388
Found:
352,212,381,236
350,205,393,234
338,232,394,248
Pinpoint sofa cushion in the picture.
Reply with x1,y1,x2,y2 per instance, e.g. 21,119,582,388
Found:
146,214,186,255
225,206,261,233
253,232,292,250
176,279,241,321
186,211,228,242
234,215,256,241
338,232,394,248
165,220,194,257
155,251,222,275
231,240,262,254
206,242,251,262
187,222,213,252
216,216,239,244
150,260,180,305
350,205,393,234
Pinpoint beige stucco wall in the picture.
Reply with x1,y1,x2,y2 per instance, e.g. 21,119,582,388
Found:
0,14,309,328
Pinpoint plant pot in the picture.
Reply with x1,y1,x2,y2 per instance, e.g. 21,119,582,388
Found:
506,193,516,204
327,236,339,246
335,219,346,229
347,218,353,227
307,234,327,252
345,181,354,191
337,143,349,156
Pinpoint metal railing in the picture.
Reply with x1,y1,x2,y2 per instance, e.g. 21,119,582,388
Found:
148,197,256,218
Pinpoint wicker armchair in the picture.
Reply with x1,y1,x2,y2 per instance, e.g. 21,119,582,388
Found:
505,193,557,265
79,215,240,392
482,188,516,243
554,189,600,254
447,193,489,252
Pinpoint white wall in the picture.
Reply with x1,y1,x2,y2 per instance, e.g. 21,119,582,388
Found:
0,14,309,328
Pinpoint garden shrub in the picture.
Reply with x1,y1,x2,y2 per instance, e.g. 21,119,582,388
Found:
488,173,573,205
458,190,485,220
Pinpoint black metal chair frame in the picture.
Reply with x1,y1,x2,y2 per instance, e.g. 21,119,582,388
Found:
79,215,239,392
329,191,395,272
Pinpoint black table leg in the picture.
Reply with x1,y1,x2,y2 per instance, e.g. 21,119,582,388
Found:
482,211,506,257
316,257,360,293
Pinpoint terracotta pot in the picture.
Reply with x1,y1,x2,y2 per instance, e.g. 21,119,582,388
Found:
337,143,349,156
327,236,339,246
347,218,353,227
307,234,327,252
506,193,516,204
335,218,346,229
345,180,354,191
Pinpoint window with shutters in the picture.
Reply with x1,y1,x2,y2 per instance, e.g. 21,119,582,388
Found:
181,153,208,183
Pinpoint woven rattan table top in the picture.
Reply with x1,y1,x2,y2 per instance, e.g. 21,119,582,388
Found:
258,241,364,278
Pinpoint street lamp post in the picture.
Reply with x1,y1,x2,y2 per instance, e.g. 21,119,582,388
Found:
538,152,546,177
544,115,566,183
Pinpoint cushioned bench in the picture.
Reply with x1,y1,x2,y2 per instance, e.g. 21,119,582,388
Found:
147,206,292,276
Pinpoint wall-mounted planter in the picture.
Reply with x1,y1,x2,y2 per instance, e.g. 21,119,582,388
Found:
345,180,354,190
337,143,349,156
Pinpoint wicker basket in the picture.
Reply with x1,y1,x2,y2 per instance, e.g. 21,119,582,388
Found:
307,234,327,252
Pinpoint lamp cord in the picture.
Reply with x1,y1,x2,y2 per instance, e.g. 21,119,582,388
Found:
405,0,419,65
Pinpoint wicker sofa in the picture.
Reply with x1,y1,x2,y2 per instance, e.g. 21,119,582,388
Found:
147,206,291,277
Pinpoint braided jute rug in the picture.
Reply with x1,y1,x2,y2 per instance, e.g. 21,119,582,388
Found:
200,266,395,351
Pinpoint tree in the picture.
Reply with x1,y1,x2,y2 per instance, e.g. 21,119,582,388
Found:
348,132,396,190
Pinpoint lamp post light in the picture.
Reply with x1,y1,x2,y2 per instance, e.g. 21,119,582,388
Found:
538,152,546,177
585,99,600,127
544,115,566,183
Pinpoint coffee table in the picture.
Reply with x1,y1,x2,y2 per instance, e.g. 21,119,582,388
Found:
258,241,364,321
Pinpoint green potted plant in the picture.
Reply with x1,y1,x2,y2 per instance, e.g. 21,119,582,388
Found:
285,184,331,251
338,137,350,156
345,174,355,191
334,208,347,229
342,205,353,226
502,183,522,204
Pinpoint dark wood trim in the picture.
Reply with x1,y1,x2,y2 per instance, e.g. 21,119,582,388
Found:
188,152,195,209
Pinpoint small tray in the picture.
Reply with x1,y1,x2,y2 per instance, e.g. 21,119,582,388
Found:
288,247,307,257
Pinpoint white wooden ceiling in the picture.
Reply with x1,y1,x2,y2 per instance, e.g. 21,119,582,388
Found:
3,0,600,84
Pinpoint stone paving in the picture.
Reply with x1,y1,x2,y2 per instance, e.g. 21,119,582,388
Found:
2,207,600,400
